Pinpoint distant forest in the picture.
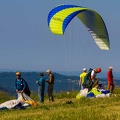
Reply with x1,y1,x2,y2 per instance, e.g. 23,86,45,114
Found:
0,72,80,95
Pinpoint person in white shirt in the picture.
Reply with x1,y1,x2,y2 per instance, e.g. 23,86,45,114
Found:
91,68,101,88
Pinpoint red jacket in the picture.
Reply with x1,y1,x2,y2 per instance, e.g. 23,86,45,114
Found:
107,70,113,84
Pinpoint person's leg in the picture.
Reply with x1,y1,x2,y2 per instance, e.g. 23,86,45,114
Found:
41,86,44,102
50,85,54,101
48,84,54,101
107,81,111,91
111,83,115,93
38,86,41,102
48,84,51,101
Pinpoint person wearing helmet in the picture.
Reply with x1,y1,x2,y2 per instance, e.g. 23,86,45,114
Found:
15,72,30,97
91,68,101,88
79,68,87,90
107,66,114,93
46,69,54,101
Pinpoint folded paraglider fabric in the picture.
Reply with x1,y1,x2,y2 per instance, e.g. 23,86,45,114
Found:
22,93,37,106
0,93,24,109
76,87,110,99
0,93,37,110
86,92,95,98
76,88,88,99
86,88,110,98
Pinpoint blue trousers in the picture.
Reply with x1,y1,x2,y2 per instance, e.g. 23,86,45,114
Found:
38,86,45,102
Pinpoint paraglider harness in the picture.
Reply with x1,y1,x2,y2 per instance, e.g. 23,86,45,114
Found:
16,78,31,96
82,68,93,91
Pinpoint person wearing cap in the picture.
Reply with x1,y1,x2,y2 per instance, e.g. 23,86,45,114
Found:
107,66,114,93
46,70,54,101
15,72,30,97
91,68,101,88
36,72,45,103
79,68,87,90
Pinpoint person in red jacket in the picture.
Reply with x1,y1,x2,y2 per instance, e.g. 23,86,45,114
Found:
107,66,114,93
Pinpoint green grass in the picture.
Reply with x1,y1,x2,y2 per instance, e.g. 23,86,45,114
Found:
0,89,120,120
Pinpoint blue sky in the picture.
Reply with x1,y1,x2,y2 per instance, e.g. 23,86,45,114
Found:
0,0,120,73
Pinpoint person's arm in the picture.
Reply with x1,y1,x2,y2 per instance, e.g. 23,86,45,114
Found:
48,74,52,83
36,78,40,84
36,81,38,84
15,80,18,92
80,76,82,84
91,76,98,80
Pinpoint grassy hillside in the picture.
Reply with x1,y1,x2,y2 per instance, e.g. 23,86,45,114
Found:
0,89,120,120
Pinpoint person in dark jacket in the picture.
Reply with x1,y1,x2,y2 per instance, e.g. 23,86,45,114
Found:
15,72,30,97
36,72,45,103
46,70,54,101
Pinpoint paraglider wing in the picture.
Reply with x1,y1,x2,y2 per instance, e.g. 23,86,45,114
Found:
48,4,110,50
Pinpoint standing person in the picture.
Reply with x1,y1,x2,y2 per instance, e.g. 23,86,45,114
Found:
36,73,45,103
91,68,101,88
46,70,54,102
15,72,30,97
79,68,87,90
107,66,114,93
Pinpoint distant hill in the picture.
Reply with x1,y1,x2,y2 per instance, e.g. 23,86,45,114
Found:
0,72,120,95
0,72,80,95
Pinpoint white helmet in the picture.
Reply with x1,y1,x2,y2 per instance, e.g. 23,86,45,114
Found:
109,66,113,70
83,68,87,72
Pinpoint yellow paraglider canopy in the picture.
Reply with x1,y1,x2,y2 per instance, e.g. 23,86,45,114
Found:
48,4,110,50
